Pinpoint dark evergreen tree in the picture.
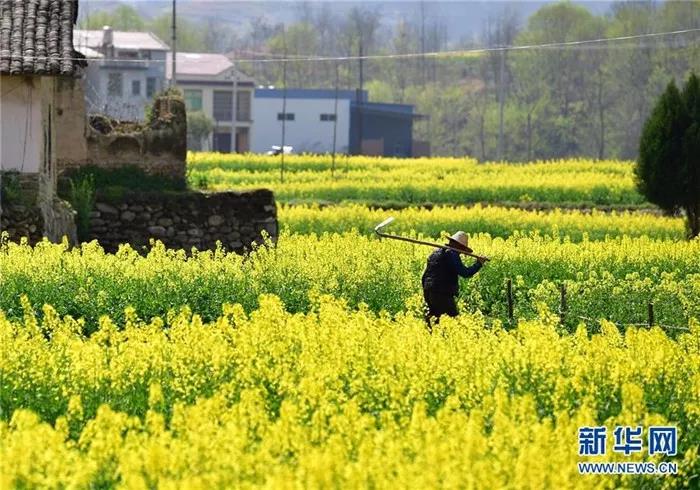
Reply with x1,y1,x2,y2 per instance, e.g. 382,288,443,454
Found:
681,73,700,238
636,73,700,237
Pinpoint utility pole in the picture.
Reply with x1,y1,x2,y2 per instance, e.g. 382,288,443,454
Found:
497,46,506,162
281,31,288,183
420,0,426,87
332,62,339,176
171,0,177,87
356,30,363,155
231,70,238,153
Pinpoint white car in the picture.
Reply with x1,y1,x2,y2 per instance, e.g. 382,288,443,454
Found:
266,145,294,156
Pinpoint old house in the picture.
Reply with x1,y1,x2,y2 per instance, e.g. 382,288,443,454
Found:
0,0,82,243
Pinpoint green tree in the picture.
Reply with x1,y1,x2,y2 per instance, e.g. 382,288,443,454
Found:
187,111,214,151
149,14,206,52
681,73,700,237
267,22,319,87
636,73,700,237
514,1,602,158
79,5,146,31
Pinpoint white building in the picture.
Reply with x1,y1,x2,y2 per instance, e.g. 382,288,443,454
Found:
252,89,424,156
252,89,351,154
74,28,169,121
167,53,255,152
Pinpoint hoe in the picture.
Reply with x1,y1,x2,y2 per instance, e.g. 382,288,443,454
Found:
374,217,490,262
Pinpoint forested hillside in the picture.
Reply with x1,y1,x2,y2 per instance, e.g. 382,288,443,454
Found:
79,1,699,160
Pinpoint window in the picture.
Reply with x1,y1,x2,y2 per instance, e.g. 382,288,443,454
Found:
320,114,337,122
146,77,157,98
132,80,141,96
107,73,123,97
277,113,295,121
213,132,232,153
214,91,233,121
236,91,251,121
184,89,203,111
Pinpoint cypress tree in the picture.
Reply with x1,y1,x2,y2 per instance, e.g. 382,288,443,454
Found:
637,73,700,237
681,73,700,238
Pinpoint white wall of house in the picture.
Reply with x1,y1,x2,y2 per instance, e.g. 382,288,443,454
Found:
83,51,167,121
0,76,43,173
252,97,350,154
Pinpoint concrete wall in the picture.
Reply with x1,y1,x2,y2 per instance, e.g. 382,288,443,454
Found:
0,76,43,174
87,190,277,253
252,97,350,154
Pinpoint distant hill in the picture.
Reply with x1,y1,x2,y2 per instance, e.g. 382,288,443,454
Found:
79,0,616,44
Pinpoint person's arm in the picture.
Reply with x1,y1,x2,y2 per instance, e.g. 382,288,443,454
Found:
449,251,483,278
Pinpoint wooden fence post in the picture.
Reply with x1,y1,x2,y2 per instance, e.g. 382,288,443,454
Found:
648,302,654,327
506,278,514,323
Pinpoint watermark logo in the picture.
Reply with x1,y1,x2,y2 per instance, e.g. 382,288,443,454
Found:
579,426,607,456
648,426,677,456
613,426,643,455
577,425,678,475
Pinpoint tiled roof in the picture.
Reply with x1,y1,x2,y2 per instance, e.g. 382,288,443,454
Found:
169,52,233,76
166,52,255,84
74,30,170,52
0,0,82,76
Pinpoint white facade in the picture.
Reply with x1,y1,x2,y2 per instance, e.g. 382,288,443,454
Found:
74,30,169,121
82,55,167,121
0,76,43,174
252,97,350,154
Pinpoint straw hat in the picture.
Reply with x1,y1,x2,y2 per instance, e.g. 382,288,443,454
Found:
447,231,473,253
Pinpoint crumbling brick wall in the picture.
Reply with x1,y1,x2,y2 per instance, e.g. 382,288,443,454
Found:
59,92,188,181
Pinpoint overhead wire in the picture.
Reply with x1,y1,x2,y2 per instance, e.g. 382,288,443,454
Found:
8,27,700,66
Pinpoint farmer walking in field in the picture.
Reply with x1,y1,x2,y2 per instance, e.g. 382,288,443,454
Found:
422,231,487,329
373,219,489,330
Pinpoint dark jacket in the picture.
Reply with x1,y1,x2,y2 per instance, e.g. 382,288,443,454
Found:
422,248,482,296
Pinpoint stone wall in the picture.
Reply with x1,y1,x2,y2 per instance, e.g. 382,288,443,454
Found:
1,172,77,245
40,197,77,244
87,190,277,253
0,203,43,243
1,172,42,243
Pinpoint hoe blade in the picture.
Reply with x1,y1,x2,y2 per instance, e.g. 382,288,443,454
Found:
374,217,396,232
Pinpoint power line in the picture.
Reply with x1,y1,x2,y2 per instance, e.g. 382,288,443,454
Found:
12,27,700,66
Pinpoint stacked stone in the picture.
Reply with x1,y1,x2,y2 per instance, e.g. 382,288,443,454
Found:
0,204,43,243
88,190,278,254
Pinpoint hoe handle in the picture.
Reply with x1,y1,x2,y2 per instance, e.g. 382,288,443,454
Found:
375,230,490,262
